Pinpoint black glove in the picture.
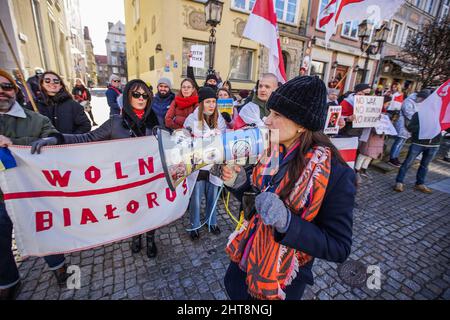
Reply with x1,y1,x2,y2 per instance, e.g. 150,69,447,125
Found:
31,137,58,154
221,112,232,123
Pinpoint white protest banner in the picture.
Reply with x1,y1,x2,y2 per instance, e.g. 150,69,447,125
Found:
0,137,196,257
324,105,342,135
353,95,384,128
375,114,398,136
189,45,206,69
331,137,359,169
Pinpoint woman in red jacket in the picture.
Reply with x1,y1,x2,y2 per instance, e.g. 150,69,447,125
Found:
165,78,198,129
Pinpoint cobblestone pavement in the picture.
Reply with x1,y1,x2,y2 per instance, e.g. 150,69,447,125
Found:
12,158,450,300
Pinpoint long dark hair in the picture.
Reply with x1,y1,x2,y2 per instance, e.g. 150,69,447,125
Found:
278,130,346,202
126,81,152,109
39,71,73,104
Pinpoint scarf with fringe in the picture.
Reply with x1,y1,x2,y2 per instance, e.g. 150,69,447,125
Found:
225,145,331,300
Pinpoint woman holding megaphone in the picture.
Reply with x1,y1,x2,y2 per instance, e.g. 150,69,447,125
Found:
221,76,356,300
183,87,227,240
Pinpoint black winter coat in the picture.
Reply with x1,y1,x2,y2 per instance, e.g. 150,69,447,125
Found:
30,91,91,134
224,156,356,300
54,79,158,144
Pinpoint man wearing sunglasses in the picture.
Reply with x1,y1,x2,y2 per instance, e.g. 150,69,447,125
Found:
0,69,69,300
105,74,123,116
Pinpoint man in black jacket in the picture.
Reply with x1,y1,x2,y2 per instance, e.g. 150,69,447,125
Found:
394,112,442,193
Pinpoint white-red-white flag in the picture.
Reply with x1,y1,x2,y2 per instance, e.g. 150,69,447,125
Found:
243,0,287,83
331,137,359,169
319,0,405,45
418,79,450,140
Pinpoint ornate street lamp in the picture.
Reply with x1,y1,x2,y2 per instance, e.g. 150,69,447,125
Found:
204,0,224,75
358,20,389,84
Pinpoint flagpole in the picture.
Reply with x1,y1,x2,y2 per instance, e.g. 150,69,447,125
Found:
0,19,39,113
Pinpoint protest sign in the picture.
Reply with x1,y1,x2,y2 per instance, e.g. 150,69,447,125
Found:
0,137,196,257
353,95,384,128
217,98,234,117
324,105,342,135
189,45,205,69
375,114,398,135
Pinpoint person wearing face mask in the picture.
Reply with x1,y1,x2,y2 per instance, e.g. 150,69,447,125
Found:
0,69,69,300
183,87,227,240
150,77,175,127
165,78,199,130
29,71,91,134
234,73,279,129
221,76,356,300
31,79,160,258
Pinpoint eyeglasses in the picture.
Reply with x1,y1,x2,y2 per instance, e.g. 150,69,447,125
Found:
181,86,193,90
112,80,121,83
0,83,15,91
131,91,150,100
44,78,61,84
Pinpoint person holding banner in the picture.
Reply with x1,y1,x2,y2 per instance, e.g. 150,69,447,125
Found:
30,79,161,258
222,76,356,300
183,87,227,240
0,69,69,300
339,83,372,137
165,78,198,130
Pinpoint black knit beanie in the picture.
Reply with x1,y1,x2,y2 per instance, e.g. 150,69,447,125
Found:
205,73,218,82
198,87,216,103
354,83,370,93
267,75,328,132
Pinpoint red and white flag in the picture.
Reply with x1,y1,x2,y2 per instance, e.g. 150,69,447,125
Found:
331,137,359,169
389,92,405,111
319,0,405,45
243,0,287,83
418,79,450,140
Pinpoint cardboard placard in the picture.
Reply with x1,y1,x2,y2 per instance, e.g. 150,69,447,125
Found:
217,98,234,117
375,114,398,135
353,95,384,128
189,45,205,69
324,105,342,135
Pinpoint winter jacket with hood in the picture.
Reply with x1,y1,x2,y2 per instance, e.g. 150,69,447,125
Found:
394,93,418,140
54,79,158,144
151,91,175,127
30,90,91,134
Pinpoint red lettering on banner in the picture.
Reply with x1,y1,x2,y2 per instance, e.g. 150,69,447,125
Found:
138,157,154,175
80,208,99,225
127,200,139,214
146,192,160,208
85,166,101,184
166,188,176,202
42,170,71,187
104,205,119,220
36,211,53,232
114,162,129,179
63,208,71,227
182,180,188,195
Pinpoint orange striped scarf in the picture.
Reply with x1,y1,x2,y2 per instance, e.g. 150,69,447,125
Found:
226,145,331,300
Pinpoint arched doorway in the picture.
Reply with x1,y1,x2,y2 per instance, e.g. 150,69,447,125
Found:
282,51,290,79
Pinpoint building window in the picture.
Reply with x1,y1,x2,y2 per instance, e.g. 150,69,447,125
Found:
425,0,434,13
401,26,416,47
230,47,254,81
441,0,450,19
231,0,256,11
310,60,326,80
274,0,298,24
182,39,210,78
132,0,140,25
341,21,358,39
388,21,402,45
113,67,119,74
144,27,148,43
149,56,155,71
